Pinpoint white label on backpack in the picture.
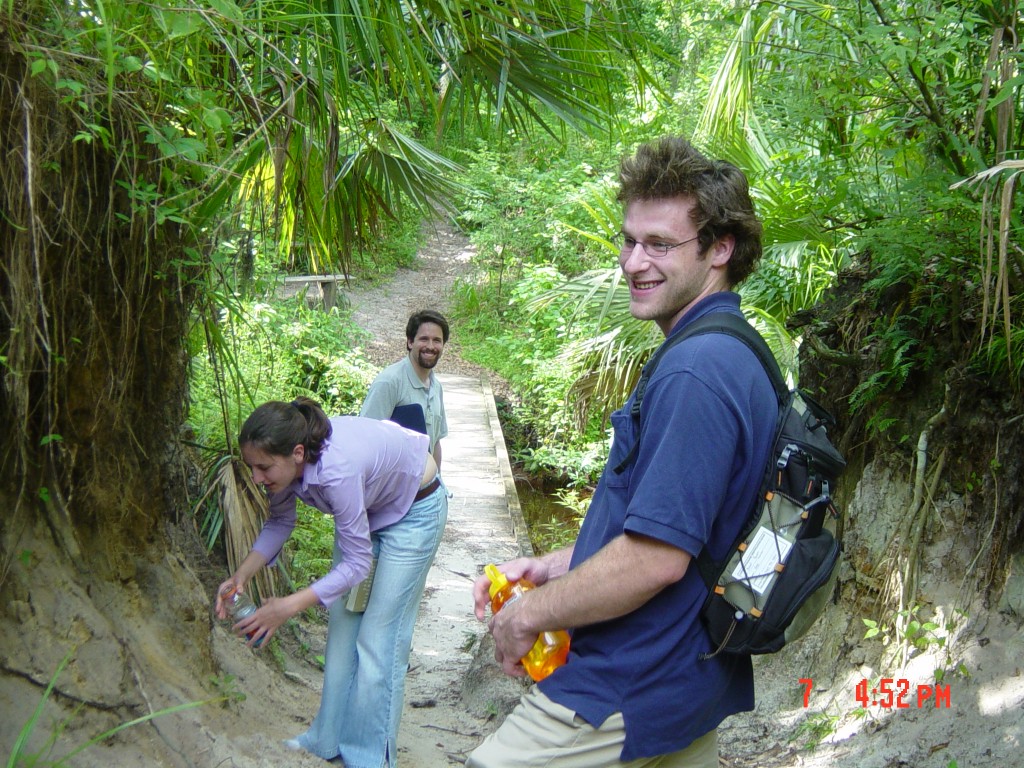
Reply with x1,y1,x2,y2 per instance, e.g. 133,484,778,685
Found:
731,528,793,596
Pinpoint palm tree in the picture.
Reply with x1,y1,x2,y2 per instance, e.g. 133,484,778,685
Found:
174,0,656,274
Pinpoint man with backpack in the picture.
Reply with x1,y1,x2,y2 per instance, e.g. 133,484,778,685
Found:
469,136,779,767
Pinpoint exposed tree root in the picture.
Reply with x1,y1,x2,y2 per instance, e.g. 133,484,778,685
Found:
873,385,949,666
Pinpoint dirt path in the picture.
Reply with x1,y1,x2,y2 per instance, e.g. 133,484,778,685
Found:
345,218,488,378
268,218,528,767
340,218,530,766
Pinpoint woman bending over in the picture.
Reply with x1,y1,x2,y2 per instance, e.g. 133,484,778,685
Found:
216,396,448,766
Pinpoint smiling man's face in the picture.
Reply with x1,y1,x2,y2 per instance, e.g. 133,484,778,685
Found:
619,197,733,335
408,321,445,372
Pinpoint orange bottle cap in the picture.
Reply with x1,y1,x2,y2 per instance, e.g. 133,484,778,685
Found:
484,564,509,600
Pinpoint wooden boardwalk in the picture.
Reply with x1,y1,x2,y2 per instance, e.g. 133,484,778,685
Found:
398,373,532,766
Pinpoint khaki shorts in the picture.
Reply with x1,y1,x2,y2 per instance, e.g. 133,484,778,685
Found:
466,687,718,768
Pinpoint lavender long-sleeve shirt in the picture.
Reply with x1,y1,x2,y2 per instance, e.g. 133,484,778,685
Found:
251,416,429,607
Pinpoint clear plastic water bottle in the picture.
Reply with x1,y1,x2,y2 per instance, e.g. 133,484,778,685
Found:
484,564,570,681
219,585,263,647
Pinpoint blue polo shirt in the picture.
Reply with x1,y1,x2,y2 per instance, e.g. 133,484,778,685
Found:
538,292,777,761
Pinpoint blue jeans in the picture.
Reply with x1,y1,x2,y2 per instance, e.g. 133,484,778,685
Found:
296,481,448,767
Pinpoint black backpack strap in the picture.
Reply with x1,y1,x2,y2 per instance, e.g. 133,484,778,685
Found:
613,312,785,475
607,312,789,606
690,312,788,403
684,316,789,593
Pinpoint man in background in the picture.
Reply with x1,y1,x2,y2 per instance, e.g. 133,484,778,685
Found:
361,309,449,468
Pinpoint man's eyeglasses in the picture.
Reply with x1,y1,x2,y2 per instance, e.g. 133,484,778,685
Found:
619,233,700,258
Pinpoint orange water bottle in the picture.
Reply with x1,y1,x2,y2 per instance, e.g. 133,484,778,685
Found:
484,563,570,682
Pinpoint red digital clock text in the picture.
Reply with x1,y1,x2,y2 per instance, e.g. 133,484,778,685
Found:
855,677,951,709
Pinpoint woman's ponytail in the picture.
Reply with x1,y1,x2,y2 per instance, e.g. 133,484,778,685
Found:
288,396,332,463
240,397,333,462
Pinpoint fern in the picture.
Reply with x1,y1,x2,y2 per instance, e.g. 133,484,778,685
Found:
849,332,916,417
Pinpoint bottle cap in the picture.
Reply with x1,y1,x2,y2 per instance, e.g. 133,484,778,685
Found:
220,585,239,601
484,564,509,599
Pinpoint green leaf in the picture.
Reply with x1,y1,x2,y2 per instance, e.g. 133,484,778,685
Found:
120,56,144,74
151,6,206,39
8,649,75,766
207,0,245,26
989,74,1024,109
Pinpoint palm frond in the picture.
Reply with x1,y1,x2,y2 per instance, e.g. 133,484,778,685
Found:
951,159,1024,369
217,458,278,601
529,268,659,427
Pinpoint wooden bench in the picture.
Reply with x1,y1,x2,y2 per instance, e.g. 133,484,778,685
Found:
281,274,352,310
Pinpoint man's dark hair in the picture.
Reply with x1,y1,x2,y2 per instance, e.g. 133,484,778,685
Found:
406,310,450,343
617,136,763,286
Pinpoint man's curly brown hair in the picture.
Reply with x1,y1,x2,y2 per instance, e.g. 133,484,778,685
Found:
617,136,763,286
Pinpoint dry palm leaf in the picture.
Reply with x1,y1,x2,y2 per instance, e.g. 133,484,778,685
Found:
217,457,279,602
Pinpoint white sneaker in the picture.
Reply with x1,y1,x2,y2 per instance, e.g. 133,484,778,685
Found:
283,738,303,751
